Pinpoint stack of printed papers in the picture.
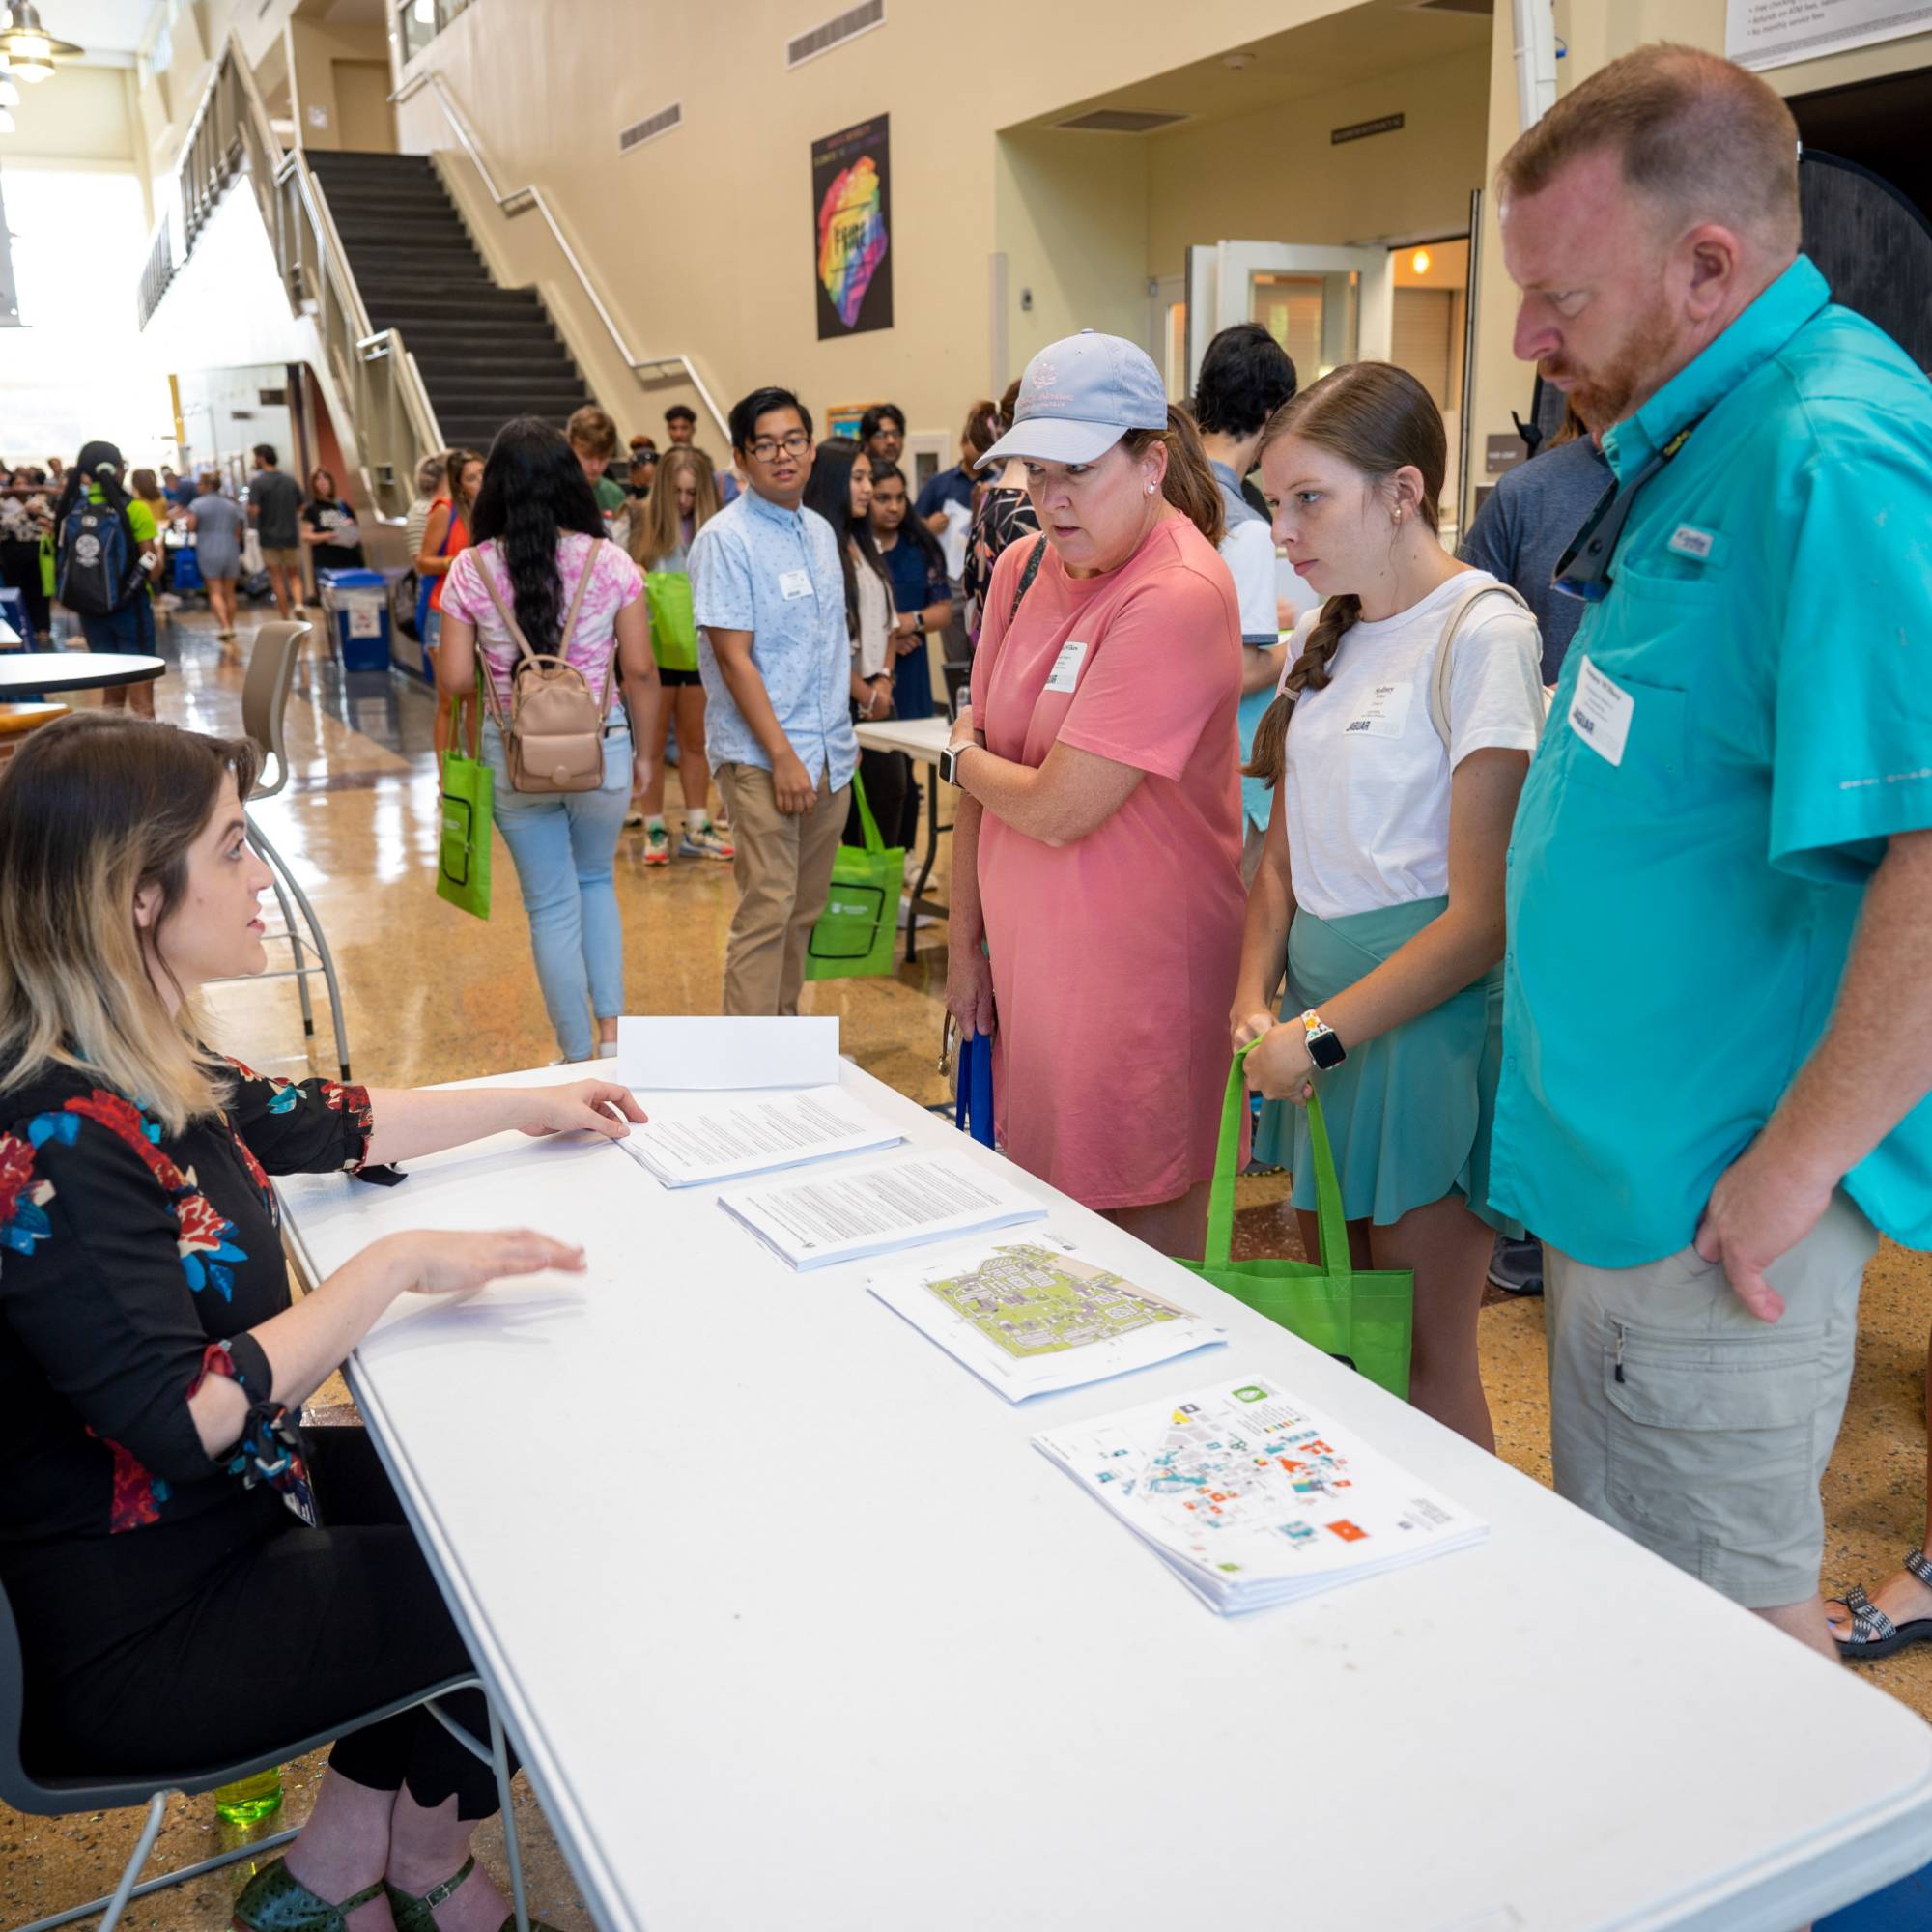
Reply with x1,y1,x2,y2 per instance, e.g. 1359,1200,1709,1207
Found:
615,1087,903,1188
868,1231,1225,1400
1036,1376,1488,1614
719,1151,1045,1270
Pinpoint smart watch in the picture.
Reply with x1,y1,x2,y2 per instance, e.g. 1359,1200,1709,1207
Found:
1298,1009,1347,1071
938,742,968,787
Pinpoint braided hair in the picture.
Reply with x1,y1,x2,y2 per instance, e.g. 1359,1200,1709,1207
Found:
1244,363,1447,789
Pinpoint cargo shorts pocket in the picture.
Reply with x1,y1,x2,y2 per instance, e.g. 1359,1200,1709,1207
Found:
1602,1317,1826,1592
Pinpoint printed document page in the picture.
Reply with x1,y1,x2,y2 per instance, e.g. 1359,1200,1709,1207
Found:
868,1231,1225,1400
1037,1376,1488,1613
615,1086,903,1188
719,1151,1046,1271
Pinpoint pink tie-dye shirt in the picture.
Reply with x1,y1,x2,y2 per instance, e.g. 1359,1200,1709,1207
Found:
440,532,644,710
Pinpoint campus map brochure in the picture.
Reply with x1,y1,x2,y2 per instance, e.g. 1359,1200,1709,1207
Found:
614,1086,903,1188
718,1151,1046,1270
1035,1376,1488,1614
867,1231,1226,1401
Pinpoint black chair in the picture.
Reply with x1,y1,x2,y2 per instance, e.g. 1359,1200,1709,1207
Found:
0,1575,535,1932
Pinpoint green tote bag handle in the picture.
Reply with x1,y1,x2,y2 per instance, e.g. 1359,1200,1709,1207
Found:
848,766,886,854
1204,1039,1351,1283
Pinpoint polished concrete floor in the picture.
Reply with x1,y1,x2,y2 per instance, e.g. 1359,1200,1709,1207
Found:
5,609,1929,1930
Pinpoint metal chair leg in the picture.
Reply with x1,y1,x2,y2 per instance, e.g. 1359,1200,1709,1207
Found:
488,1701,531,1932
97,1790,165,1932
261,856,317,1039
249,816,353,1080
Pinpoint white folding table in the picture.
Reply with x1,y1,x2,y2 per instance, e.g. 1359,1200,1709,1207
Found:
854,715,952,962
277,1060,1932,1932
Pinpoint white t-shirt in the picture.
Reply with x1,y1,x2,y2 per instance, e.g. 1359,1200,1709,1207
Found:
1281,570,1544,922
1221,518,1279,642
851,554,893,679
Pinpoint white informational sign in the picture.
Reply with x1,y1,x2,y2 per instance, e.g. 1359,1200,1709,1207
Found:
347,606,382,638
1725,0,1932,72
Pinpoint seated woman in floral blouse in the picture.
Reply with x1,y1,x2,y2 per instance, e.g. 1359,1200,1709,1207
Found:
0,712,643,1932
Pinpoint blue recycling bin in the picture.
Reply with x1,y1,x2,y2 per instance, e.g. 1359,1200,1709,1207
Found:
321,568,391,671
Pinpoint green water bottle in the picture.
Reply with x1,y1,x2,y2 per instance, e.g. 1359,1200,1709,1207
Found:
213,1767,283,1826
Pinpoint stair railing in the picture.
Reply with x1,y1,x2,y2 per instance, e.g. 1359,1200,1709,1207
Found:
139,30,443,521
390,65,730,446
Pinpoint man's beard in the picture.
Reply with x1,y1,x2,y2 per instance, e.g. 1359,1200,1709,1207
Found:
1541,290,1680,433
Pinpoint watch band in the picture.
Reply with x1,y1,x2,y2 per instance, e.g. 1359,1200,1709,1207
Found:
1298,1008,1347,1071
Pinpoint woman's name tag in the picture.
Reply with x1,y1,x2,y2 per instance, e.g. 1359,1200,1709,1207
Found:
1044,639,1088,694
1345,680,1411,740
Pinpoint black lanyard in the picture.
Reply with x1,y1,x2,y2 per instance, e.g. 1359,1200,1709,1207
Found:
1551,415,1703,604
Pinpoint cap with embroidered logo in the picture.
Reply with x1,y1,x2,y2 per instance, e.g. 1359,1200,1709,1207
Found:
977,329,1169,471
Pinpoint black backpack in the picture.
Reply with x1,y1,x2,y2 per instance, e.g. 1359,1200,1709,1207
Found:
56,495,144,617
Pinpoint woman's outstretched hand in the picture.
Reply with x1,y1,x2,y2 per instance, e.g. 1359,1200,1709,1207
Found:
513,1080,648,1139
380,1228,588,1295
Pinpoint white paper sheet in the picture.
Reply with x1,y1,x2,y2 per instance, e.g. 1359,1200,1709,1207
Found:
868,1231,1225,1400
719,1151,1046,1271
614,1086,903,1188
616,1015,839,1091
1037,1376,1488,1614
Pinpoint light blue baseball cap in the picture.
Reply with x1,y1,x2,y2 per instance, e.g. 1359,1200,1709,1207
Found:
977,328,1169,471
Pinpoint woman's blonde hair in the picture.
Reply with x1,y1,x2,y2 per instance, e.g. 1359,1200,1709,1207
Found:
0,713,262,1134
630,446,720,570
1119,405,1226,548
1245,362,1446,790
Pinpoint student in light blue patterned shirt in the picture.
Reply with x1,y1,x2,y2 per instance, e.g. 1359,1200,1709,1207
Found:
689,387,858,1015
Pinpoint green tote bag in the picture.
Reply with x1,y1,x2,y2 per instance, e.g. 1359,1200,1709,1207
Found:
1178,1042,1415,1400
805,772,903,981
644,569,699,672
436,684,494,921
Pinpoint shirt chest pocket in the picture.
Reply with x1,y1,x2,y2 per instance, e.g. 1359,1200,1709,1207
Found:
1558,570,1703,794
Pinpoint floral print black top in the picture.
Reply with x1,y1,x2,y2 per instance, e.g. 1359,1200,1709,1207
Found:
0,1058,373,1550
961,484,1040,643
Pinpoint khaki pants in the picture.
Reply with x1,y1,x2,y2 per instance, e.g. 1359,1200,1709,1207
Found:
713,761,850,1016
1546,1191,1877,1609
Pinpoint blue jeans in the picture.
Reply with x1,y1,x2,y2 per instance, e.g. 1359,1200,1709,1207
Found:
482,719,632,1062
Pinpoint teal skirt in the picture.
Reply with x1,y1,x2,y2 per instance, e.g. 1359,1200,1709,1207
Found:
1253,895,1520,1235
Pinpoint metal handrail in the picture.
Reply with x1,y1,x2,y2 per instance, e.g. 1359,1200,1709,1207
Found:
135,30,442,519
390,65,730,442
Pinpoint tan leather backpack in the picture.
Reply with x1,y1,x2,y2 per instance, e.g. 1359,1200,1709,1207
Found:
474,540,616,794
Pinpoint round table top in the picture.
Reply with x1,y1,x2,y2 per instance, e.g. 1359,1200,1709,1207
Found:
0,652,166,695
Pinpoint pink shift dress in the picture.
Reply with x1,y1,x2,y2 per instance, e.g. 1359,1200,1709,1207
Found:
971,515,1246,1210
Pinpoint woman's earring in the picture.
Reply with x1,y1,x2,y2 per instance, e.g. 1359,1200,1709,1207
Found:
1145,483,1156,497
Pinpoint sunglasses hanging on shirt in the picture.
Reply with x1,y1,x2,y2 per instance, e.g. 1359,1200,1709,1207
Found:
1551,415,1704,603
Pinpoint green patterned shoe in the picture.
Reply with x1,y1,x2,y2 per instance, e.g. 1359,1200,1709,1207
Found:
231,1858,386,1930
385,1854,562,1932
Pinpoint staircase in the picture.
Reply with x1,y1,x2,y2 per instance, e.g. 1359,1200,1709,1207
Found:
304,149,600,455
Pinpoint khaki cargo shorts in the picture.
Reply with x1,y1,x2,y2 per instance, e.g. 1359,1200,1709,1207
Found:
260,546,303,570
1545,1191,1877,1609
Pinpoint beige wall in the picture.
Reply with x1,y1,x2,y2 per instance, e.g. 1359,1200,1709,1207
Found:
1465,2,1932,520
4,62,141,169
286,12,389,152
1147,43,1492,274
333,60,395,153
388,0,1384,447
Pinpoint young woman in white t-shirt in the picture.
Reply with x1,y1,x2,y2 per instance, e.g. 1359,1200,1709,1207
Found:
1232,362,1546,1448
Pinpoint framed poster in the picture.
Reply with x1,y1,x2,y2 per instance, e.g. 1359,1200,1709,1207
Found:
827,404,872,441
812,115,893,340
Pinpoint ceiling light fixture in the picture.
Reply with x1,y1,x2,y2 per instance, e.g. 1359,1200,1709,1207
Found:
1411,247,1432,275
0,76,16,106
0,4,84,82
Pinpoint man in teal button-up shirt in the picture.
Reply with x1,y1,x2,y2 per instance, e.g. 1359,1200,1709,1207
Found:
1492,46,1932,1657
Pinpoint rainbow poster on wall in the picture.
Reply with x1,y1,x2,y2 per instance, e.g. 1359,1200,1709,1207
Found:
811,115,894,340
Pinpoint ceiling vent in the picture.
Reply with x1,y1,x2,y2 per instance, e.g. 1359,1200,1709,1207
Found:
1055,108,1190,134
619,102,683,155
787,0,886,69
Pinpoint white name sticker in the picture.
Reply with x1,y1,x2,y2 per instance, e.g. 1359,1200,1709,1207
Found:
1044,639,1088,695
1344,679,1412,741
778,568,812,600
1666,524,1715,561
1569,654,1634,767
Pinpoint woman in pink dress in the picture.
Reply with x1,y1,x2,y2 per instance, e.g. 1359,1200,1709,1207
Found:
944,331,1246,1257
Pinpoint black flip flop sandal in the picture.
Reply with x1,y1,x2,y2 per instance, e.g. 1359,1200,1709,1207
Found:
1833,1549,1932,1662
